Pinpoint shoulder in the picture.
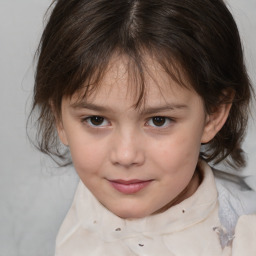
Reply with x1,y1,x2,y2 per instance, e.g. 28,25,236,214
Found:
232,214,256,256
211,167,256,249
213,168,256,217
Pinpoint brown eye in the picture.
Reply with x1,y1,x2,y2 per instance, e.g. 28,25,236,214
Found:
147,116,172,128
152,117,166,126
86,116,108,127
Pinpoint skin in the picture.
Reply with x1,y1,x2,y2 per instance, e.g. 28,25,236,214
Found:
57,56,231,219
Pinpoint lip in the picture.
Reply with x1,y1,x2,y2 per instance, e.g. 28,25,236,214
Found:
108,179,153,194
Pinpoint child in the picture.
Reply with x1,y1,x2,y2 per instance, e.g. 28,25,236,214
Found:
31,0,256,255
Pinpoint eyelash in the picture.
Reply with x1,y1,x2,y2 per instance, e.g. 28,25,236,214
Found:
82,115,174,128
145,116,173,128
82,116,110,127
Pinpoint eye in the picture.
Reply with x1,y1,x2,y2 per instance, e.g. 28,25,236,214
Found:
84,116,110,127
146,116,172,128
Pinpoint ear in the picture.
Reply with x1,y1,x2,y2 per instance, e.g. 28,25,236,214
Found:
201,102,232,144
50,100,69,146
56,120,69,146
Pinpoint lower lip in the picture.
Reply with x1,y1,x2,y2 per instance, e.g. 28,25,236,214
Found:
109,180,152,194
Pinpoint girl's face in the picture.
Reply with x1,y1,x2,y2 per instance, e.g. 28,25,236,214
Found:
57,56,218,219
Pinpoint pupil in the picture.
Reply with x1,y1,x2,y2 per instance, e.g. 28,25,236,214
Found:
91,116,104,125
153,117,165,126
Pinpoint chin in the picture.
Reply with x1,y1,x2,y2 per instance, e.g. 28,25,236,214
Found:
117,212,147,220
111,205,151,219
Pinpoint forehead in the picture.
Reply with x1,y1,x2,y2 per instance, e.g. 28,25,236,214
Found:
70,54,198,109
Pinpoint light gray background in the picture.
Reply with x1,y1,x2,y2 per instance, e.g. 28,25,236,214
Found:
0,1,255,256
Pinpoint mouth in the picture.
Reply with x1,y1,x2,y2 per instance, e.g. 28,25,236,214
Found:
108,179,153,194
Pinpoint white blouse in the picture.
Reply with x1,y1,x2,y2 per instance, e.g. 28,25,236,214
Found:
55,161,256,256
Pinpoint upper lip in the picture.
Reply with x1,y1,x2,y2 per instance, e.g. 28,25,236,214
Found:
109,179,152,185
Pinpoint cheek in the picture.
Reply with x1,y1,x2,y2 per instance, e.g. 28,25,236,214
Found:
151,130,202,171
68,135,107,175
158,133,201,160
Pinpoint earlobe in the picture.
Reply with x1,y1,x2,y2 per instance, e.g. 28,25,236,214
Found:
201,102,232,143
56,121,69,146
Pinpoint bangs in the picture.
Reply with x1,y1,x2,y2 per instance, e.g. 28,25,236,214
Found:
63,45,192,111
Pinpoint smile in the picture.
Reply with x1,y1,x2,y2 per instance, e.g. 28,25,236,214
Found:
108,179,153,194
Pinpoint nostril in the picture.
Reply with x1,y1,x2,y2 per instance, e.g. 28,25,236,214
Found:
110,146,145,167
109,131,145,167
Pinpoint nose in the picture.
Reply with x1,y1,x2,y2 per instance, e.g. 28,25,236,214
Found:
110,129,145,168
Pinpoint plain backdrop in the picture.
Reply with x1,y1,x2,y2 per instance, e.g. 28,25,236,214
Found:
0,1,255,256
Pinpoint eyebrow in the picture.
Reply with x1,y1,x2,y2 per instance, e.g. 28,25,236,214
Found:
140,104,188,115
70,101,188,114
70,102,112,112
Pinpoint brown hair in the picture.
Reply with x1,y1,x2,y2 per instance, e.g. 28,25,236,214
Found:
30,0,253,168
